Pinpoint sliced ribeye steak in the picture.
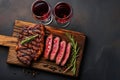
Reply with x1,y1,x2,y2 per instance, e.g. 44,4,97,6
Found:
44,34,53,59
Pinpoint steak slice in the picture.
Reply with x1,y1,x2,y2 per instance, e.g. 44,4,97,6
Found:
44,34,53,59
56,40,66,65
16,24,45,65
50,37,60,60
61,43,71,66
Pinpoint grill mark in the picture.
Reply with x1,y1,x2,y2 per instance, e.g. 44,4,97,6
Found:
16,24,45,65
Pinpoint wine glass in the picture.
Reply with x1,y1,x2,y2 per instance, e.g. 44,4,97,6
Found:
53,2,73,27
31,0,53,25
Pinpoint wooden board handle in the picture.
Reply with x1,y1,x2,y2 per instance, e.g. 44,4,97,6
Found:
0,35,17,47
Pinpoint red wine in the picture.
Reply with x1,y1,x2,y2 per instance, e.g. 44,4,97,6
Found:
32,0,50,20
54,2,72,23
55,3,70,18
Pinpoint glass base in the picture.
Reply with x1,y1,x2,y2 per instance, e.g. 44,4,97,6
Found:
33,15,53,25
39,15,53,25
55,21,70,28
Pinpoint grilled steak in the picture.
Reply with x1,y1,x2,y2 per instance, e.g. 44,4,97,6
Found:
56,40,66,65
61,43,71,66
50,37,60,60
44,34,53,59
16,24,45,65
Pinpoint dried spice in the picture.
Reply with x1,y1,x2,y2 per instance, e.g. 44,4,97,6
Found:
22,68,39,77
49,66,57,71
43,64,49,67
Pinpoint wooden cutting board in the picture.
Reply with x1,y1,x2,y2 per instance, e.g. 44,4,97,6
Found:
0,20,86,77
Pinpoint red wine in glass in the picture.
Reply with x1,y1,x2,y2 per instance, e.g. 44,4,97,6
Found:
54,2,73,27
31,0,53,25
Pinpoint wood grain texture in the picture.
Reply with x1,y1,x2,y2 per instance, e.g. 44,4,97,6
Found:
0,35,17,47
3,20,85,77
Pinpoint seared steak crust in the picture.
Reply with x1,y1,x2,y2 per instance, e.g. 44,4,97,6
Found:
16,24,45,65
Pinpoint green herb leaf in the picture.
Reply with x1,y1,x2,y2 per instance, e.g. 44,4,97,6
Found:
20,34,38,45
64,33,80,75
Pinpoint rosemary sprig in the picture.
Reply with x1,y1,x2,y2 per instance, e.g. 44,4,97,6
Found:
64,33,80,75
20,34,38,45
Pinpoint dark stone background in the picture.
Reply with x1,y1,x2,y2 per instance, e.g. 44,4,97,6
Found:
0,0,120,80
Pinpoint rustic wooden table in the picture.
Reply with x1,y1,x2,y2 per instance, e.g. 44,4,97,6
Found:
0,0,120,80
